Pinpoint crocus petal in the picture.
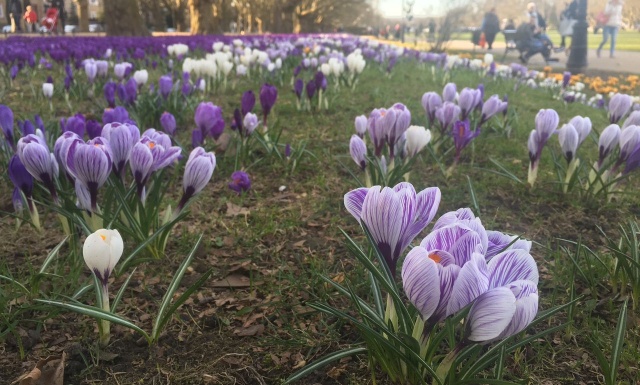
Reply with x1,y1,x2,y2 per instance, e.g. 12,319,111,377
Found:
466,287,517,342
488,249,539,288
344,187,369,220
402,246,441,320
446,253,489,316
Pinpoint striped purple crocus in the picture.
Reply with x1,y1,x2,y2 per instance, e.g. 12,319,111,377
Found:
442,82,457,103
387,103,411,160
349,134,367,171
101,122,141,180
367,108,391,157
344,182,441,277
527,109,560,186
72,138,113,211
452,120,479,162
435,102,461,135
354,115,367,138
178,147,216,211
421,92,442,128
0,104,15,149
608,93,632,124
17,134,59,201
458,87,481,121
479,95,507,127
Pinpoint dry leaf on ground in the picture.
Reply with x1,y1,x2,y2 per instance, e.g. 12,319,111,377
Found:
13,352,66,385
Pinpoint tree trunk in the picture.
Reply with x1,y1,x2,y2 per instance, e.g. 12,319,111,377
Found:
150,3,166,31
75,0,89,32
188,0,216,34
105,0,149,36
173,0,187,31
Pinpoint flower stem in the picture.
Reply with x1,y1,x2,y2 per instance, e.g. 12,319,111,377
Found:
100,285,111,347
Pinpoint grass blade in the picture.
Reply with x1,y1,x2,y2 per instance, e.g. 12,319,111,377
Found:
283,347,367,384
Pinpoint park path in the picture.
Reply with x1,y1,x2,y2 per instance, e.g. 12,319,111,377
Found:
444,39,640,75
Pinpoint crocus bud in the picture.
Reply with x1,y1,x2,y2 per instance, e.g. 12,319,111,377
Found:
194,102,224,139
179,147,216,210
228,171,251,194
349,135,367,171
480,95,507,125
619,125,640,163
86,120,103,139
623,110,640,129
458,87,481,120
260,83,278,121
85,61,98,83
104,81,117,108
354,115,367,137
558,124,579,163
133,69,149,86
294,79,304,100
598,124,621,166
421,92,442,127
442,82,457,102
73,138,113,210
609,93,632,124
42,82,54,99
158,75,173,99
9,154,34,199
160,112,177,136
83,229,124,286
241,90,256,116
568,116,592,146
243,113,259,135
534,109,559,145
0,104,15,148
404,125,431,158
102,122,140,178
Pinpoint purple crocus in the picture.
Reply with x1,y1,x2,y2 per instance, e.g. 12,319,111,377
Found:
101,122,141,179
194,102,225,140
86,120,103,139
367,108,391,157
159,75,173,99
305,79,316,100
458,87,481,120
315,71,327,92
124,78,138,104
10,65,19,80
608,93,633,124
129,140,155,198
421,92,443,128
480,95,508,126
8,155,34,204
558,124,579,163
104,81,117,108
72,138,113,210
260,83,278,124
0,105,15,148
597,124,621,167
85,61,98,83
241,91,256,116
17,135,59,201
294,79,304,101
355,115,367,138
486,230,532,259
442,82,457,102
562,71,571,89
178,147,216,210
160,112,177,136
436,102,461,135
228,171,251,194
528,109,560,185
344,182,442,277
452,120,479,162
387,103,411,160
285,143,291,159
61,114,86,137
102,106,131,125
350,134,367,171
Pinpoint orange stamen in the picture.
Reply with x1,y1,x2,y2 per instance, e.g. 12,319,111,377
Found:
100,234,106,241
428,252,441,263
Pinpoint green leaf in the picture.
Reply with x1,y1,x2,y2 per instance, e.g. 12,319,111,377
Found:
608,299,628,385
112,267,138,313
283,347,367,384
36,299,149,341
151,234,203,340
39,236,69,274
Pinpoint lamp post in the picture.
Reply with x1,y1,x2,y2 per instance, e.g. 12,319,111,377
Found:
566,0,588,73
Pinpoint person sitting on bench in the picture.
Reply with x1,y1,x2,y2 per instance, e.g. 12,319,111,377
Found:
515,21,556,63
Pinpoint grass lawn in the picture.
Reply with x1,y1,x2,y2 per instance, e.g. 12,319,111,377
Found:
1,44,640,385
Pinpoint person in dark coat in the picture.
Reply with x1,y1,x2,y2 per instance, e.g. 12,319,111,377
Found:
9,0,23,32
481,8,501,49
559,0,578,48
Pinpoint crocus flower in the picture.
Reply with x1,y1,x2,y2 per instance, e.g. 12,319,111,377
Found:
598,124,621,166
160,112,177,136
305,79,316,100
194,102,224,140
608,93,632,124
421,92,442,128
618,125,640,165
452,119,479,162
387,103,412,159
124,78,138,104
17,135,59,200
241,90,255,116
129,140,155,198
243,113,259,135
10,65,19,80
562,71,571,88
527,109,559,186
159,75,173,99
85,120,103,140
61,115,86,137
622,110,640,128
285,143,291,159
442,82,457,102
42,82,54,99
102,106,131,125
435,102,461,134
294,79,304,101
0,105,15,148
133,69,149,87
623,143,640,175
72,138,113,210
355,115,367,138
568,116,592,146
367,108,391,157
228,171,251,194
104,81,117,108
260,83,278,123
178,147,216,210
558,124,579,163
20,120,35,136
85,61,98,83
486,230,532,259
349,135,367,171
404,125,431,158
101,122,140,179
458,88,481,120
344,182,441,276
9,155,34,217
480,95,507,126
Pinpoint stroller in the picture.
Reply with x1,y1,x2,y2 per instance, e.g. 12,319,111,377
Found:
40,7,59,34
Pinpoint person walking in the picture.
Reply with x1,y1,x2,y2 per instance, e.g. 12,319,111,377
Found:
481,8,501,50
23,5,38,33
558,0,578,48
597,0,623,58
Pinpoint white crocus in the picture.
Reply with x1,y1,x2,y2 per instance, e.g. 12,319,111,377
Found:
212,41,224,52
83,228,124,347
133,69,149,86
484,53,494,65
42,83,54,98
404,125,432,158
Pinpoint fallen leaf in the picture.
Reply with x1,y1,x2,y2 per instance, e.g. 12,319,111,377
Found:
14,352,66,385
212,274,263,288
234,324,265,337
225,202,250,217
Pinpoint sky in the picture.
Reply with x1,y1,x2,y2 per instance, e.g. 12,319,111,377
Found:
377,0,445,18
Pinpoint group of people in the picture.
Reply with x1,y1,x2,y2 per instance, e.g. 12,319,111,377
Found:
6,0,66,34
479,0,624,63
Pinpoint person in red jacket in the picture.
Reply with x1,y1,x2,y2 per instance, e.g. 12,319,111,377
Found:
23,5,38,33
